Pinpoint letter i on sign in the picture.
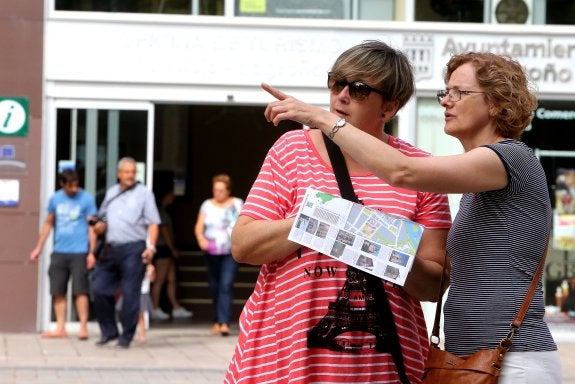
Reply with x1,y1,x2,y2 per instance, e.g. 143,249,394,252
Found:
3,105,13,128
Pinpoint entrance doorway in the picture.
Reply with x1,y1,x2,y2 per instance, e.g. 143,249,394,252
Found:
152,104,300,321
45,101,154,327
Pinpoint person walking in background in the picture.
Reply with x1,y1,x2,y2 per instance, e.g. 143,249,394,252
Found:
195,174,243,337
225,41,451,383
263,51,561,383
91,157,161,349
150,187,192,320
30,169,97,341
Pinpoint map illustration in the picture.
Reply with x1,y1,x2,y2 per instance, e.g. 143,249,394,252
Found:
288,188,424,285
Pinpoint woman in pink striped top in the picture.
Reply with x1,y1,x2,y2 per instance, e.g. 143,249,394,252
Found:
225,40,451,384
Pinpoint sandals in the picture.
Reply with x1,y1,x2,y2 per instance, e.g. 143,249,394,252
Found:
41,331,68,339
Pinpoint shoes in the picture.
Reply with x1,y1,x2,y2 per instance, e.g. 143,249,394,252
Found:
41,331,68,339
220,323,230,337
150,308,170,320
115,342,130,349
77,334,89,341
95,335,118,346
210,323,221,334
172,307,193,319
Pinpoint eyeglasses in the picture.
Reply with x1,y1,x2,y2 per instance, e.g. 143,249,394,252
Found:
328,73,386,101
437,88,485,104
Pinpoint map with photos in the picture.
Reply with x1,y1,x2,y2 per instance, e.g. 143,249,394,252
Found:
288,188,424,285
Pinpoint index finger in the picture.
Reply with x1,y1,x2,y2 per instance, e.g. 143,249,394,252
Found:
261,82,287,101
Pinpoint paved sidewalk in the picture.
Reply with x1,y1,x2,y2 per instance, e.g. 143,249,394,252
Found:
0,322,573,383
0,323,237,383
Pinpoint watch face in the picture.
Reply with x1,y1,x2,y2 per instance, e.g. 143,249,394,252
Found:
495,0,529,23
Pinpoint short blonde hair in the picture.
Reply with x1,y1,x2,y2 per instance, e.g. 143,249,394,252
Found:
330,40,415,114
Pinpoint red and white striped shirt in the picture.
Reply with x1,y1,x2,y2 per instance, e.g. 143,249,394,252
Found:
225,129,451,384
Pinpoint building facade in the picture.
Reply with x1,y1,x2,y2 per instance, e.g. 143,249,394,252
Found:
0,0,574,331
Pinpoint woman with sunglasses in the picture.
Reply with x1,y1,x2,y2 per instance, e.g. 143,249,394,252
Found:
225,40,452,383
262,52,561,383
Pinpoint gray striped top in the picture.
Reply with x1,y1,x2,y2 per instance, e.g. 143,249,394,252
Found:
444,139,557,355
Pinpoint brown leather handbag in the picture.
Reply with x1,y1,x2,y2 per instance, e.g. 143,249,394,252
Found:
422,242,548,384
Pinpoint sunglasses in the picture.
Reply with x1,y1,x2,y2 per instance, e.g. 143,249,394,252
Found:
327,74,386,101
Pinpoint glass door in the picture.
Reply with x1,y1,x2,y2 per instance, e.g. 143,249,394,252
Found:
40,100,154,328
52,102,155,203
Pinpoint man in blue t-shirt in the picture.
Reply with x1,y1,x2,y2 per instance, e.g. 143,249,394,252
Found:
30,169,97,340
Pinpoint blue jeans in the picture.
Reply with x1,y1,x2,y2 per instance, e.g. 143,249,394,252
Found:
92,241,146,345
204,253,239,324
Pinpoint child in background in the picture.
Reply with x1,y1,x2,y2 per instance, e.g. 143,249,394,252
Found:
137,264,156,343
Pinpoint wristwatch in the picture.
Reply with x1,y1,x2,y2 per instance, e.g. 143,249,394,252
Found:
147,245,157,253
328,118,346,140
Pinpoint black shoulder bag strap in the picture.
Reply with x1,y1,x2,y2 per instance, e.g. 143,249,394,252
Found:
323,133,411,384
94,182,140,257
99,181,140,214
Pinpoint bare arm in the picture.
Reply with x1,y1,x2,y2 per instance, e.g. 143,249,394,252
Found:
403,228,449,301
194,211,209,251
262,83,507,194
231,215,301,265
142,223,159,264
147,224,159,249
30,213,55,262
87,220,97,269
160,224,180,257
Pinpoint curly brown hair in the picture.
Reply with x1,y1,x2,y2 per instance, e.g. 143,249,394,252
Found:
444,52,537,140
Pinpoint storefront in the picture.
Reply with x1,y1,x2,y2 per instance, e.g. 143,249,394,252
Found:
0,4,572,331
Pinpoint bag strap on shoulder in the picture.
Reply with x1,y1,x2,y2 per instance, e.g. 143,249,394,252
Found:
100,181,140,212
323,133,411,384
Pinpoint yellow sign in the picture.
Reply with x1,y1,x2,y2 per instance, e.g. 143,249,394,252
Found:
240,0,266,14
554,214,575,251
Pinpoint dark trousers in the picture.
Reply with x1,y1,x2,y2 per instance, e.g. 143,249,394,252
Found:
204,253,239,324
92,241,146,345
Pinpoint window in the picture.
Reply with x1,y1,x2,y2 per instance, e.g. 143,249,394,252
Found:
55,0,224,15
415,0,484,22
235,0,393,20
546,0,575,25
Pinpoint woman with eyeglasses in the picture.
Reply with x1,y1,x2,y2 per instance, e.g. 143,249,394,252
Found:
261,51,561,383
225,40,452,384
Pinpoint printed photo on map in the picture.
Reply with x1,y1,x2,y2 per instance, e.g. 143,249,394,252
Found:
356,254,374,271
361,239,380,255
336,229,355,246
389,250,410,267
306,217,319,234
330,241,346,258
384,265,400,280
315,222,330,239
295,214,310,230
